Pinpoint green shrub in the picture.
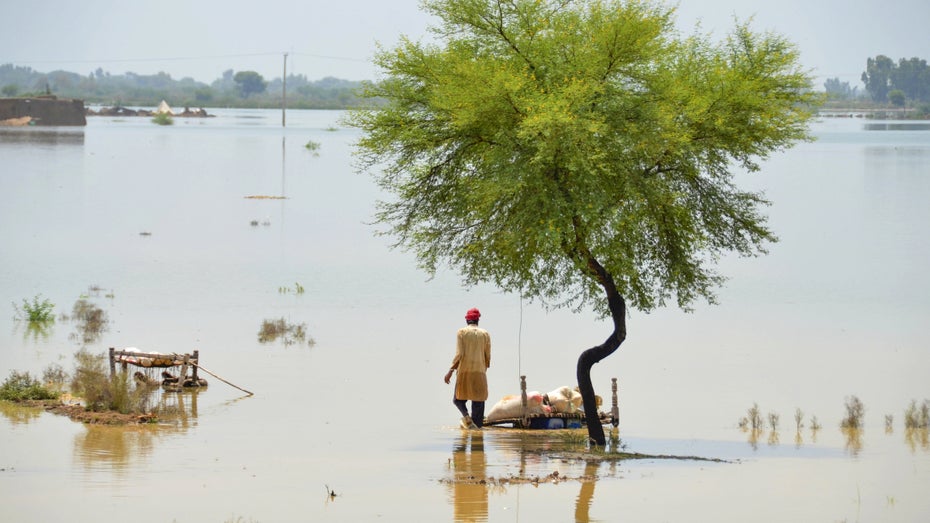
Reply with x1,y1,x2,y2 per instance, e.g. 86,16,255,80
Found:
0,370,59,401
152,112,174,125
12,295,55,323
70,349,150,414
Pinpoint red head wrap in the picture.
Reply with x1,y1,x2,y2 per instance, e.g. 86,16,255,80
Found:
465,308,481,322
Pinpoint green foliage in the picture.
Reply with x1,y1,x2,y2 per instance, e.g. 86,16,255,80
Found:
349,0,819,316
888,89,906,107
0,370,60,401
152,112,174,125
70,348,109,410
304,140,321,156
889,57,930,103
69,348,148,414
13,294,55,323
862,55,895,102
233,70,268,98
824,77,857,100
858,54,930,103
277,282,306,294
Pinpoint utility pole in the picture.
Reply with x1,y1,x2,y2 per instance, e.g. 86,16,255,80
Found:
282,52,288,127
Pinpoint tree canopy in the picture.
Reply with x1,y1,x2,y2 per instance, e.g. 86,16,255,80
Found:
233,70,268,98
349,0,818,443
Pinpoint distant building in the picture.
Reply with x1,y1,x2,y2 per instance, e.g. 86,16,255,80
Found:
0,96,86,126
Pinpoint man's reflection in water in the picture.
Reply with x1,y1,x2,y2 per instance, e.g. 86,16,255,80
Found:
450,431,488,522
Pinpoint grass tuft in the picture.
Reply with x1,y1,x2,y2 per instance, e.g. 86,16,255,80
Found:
840,395,865,429
13,294,55,323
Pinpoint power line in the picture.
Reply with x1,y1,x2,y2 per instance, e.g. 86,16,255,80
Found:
10,50,369,66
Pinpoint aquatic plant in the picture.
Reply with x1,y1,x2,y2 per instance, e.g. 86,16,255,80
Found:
794,408,804,431
840,395,865,429
277,282,305,294
0,370,60,401
69,348,149,413
809,415,822,431
224,516,260,523
747,403,763,431
258,318,315,346
904,399,930,429
12,294,55,323
85,284,113,298
885,414,894,432
768,411,780,431
152,112,174,125
305,139,321,154
559,429,590,448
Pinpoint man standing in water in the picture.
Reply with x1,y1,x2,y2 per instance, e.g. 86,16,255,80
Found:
444,308,491,429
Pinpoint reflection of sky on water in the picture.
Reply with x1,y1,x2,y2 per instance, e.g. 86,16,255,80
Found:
1,112,929,522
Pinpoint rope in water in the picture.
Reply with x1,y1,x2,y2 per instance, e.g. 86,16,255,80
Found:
517,294,524,377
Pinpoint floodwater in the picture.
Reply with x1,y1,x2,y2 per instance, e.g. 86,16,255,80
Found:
1,111,929,522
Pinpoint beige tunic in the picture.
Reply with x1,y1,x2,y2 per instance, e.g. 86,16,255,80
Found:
451,324,491,401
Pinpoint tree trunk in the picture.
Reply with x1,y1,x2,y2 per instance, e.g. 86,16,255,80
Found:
576,274,627,446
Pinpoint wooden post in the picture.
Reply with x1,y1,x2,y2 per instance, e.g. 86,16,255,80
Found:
282,52,287,127
192,350,200,381
108,347,115,376
179,354,190,383
611,378,619,428
520,375,528,428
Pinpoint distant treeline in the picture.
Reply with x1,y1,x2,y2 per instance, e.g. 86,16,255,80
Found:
6,55,930,112
825,55,930,109
0,63,374,110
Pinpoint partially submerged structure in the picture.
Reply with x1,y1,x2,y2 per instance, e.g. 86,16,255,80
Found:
109,347,207,390
0,96,86,126
483,376,619,429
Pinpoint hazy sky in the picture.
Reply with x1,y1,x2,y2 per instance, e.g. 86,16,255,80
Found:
4,0,928,89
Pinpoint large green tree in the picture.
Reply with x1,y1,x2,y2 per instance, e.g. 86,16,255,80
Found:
891,57,930,103
862,55,894,102
233,70,267,98
350,0,818,445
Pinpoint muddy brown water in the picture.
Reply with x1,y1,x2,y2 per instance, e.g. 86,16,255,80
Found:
1,112,929,522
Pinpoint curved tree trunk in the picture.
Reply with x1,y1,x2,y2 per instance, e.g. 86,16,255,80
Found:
576,261,627,446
